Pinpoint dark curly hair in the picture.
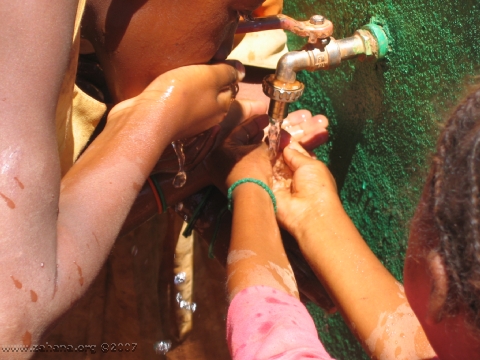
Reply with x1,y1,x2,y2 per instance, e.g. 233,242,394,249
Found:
427,87,480,331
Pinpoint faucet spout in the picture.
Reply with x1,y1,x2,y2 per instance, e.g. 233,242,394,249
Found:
262,22,389,122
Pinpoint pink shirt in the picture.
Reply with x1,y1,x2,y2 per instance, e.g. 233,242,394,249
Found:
227,286,335,360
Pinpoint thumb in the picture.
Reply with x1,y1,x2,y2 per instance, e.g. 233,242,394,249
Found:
283,142,315,172
235,99,268,120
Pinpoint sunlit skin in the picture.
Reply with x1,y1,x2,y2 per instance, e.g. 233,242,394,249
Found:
404,181,480,359
0,0,275,355
222,135,437,359
83,0,266,101
274,144,439,359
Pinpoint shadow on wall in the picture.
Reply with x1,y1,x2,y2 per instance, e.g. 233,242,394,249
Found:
327,60,388,192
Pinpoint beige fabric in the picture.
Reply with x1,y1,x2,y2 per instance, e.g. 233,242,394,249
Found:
71,86,107,157
227,29,288,69
54,0,106,176
173,223,195,340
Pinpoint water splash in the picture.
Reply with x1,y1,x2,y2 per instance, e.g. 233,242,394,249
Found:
153,340,172,355
171,140,187,188
176,293,197,312
174,272,186,285
268,118,283,159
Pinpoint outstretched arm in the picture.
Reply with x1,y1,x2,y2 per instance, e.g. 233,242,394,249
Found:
275,143,437,360
219,119,334,359
0,9,244,347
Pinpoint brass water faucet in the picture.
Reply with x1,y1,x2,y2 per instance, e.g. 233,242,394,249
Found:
236,14,389,122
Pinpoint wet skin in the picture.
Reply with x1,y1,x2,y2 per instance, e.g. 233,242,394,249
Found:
84,0,266,101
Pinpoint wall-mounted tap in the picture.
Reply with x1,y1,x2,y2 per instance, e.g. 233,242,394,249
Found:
236,15,388,155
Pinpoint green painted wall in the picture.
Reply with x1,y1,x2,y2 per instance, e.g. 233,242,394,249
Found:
283,1,480,358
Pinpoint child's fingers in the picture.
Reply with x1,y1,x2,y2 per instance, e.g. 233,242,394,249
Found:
282,143,315,171
235,99,267,122
288,142,310,156
209,61,245,108
231,114,269,145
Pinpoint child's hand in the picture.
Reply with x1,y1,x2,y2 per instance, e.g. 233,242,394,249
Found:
204,114,273,192
274,142,340,238
282,110,329,149
109,61,245,142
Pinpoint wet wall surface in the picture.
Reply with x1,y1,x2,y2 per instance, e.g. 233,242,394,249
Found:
284,1,480,358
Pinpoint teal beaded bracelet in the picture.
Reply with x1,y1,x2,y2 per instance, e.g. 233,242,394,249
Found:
227,178,277,213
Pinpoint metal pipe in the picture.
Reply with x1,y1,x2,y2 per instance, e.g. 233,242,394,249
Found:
236,14,334,44
262,24,389,122
336,36,366,60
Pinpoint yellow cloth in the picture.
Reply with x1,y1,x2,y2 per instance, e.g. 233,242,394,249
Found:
54,0,106,176
227,29,288,69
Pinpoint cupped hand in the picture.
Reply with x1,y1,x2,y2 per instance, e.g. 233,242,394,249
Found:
272,109,329,193
282,110,329,149
151,98,266,173
203,107,329,194
203,114,272,193
274,142,340,238
109,60,245,141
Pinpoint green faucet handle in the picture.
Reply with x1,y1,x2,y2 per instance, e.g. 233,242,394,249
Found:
361,23,389,60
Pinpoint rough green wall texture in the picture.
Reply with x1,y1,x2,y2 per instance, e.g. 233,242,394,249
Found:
283,1,480,358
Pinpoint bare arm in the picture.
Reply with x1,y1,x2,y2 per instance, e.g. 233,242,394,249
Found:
275,143,437,360
0,6,244,346
0,0,79,346
200,116,299,300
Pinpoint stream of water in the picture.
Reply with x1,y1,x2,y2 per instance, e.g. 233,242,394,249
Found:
267,118,283,159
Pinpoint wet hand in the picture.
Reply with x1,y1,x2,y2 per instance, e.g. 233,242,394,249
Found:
274,142,340,238
272,110,329,191
282,109,329,149
109,60,246,141
204,114,272,193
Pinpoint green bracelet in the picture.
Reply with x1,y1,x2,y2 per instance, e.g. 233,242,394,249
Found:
227,178,277,213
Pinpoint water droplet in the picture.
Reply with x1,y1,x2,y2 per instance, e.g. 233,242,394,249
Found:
131,245,138,257
175,202,183,212
173,172,187,188
175,292,197,312
40,262,44,268
153,340,172,355
171,140,187,188
174,272,186,285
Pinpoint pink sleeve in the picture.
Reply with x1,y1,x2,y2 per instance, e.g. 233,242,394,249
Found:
227,285,335,360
